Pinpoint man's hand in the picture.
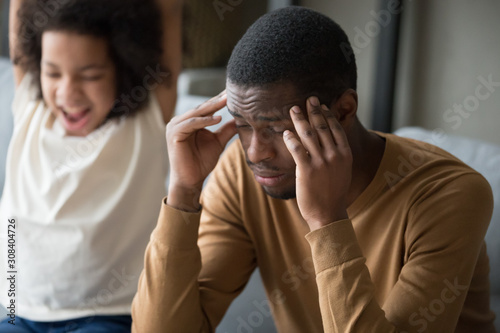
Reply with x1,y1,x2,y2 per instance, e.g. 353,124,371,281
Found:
166,91,236,211
283,96,352,231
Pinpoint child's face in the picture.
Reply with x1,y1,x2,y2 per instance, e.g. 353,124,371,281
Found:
40,31,117,137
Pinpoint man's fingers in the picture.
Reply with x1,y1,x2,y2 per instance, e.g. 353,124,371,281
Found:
306,97,335,151
174,92,227,124
283,130,309,166
322,105,350,151
215,119,237,148
289,105,321,156
168,116,222,142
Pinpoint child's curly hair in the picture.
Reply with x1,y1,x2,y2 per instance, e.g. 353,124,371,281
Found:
14,0,168,118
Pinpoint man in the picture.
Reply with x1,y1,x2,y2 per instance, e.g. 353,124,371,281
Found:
132,7,495,332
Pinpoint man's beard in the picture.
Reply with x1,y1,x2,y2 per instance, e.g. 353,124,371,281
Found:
246,159,296,200
262,186,296,200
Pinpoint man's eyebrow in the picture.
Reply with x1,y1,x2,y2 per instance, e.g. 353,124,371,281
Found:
256,115,284,122
227,108,243,118
227,108,285,122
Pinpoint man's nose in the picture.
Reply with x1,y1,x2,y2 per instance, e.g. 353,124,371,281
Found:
246,129,276,164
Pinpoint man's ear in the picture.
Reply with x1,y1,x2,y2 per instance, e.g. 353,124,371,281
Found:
329,89,358,124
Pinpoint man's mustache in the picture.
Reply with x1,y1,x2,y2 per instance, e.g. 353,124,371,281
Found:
246,160,280,172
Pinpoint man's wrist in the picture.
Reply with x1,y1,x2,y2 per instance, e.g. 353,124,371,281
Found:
166,185,202,212
307,210,349,231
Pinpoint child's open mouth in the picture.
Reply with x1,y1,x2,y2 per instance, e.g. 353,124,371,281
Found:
61,108,91,133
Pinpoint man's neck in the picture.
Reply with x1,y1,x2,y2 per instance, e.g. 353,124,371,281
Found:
346,123,386,208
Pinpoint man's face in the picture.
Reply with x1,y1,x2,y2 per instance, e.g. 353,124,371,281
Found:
226,81,309,199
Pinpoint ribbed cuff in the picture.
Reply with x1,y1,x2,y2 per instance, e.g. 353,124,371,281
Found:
305,219,363,274
151,197,202,249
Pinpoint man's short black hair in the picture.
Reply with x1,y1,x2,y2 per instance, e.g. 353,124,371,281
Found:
227,6,357,106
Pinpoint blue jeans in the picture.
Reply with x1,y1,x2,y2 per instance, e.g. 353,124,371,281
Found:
0,315,132,333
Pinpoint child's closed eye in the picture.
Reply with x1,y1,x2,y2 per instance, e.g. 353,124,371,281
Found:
44,72,61,78
81,75,104,81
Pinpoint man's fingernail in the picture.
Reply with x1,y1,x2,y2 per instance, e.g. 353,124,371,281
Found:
291,106,301,114
309,96,320,106
321,104,329,111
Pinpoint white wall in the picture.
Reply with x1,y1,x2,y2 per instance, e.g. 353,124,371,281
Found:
268,0,293,11
395,0,500,145
304,0,500,145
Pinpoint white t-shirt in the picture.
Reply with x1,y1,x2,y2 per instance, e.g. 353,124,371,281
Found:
0,74,168,321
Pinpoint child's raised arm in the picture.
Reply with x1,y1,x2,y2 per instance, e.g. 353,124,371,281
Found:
155,0,182,124
9,0,26,87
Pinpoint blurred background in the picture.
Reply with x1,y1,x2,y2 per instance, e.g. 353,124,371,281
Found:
147,0,499,145
2,0,500,157
1,0,499,332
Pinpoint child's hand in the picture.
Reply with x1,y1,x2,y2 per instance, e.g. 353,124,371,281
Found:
283,97,352,231
166,91,237,211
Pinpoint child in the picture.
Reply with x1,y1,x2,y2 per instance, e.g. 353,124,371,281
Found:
0,0,181,331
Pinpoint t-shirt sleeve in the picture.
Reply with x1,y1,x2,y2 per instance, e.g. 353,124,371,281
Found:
11,73,39,125
306,172,493,332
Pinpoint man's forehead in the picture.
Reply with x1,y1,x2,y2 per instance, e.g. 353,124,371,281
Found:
226,81,303,121
227,108,287,122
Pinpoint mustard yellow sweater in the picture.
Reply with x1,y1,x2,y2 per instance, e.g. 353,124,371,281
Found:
132,133,495,332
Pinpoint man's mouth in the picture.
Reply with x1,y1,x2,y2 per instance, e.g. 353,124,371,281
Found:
252,169,287,187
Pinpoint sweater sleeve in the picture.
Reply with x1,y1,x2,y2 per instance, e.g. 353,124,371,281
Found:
132,142,256,332
131,200,206,333
305,173,494,333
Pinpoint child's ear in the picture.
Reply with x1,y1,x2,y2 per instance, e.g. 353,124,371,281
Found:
329,89,358,124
